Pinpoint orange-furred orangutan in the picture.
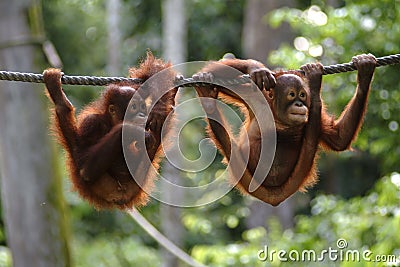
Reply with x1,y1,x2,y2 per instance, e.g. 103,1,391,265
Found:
44,52,177,209
193,54,376,206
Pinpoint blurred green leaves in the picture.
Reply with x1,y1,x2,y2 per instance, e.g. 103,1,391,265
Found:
191,174,400,267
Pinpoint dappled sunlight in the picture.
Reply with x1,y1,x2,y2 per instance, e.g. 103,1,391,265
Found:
303,5,328,26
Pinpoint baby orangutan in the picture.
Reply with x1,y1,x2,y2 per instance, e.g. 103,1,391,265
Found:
44,53,177,209
193,54,376,206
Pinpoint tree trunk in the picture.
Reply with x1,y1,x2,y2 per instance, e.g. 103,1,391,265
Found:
242,0,295,64
161,0,187,266
0,1,71,266
162,0,187,64
106,0,121,75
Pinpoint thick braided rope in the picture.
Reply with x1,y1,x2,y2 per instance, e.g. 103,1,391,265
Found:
0,54,399,86
322,54,400,74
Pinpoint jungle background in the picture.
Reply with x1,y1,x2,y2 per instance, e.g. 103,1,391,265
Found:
0,0,399,266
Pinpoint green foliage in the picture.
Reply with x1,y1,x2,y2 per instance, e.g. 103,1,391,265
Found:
43,0,107,75
191,174,400,267
119,0,163,69
72,236,161,267
187,0,245,60
43,0,245,72
0,247,12,267
182,193,250,247
42,1,108,107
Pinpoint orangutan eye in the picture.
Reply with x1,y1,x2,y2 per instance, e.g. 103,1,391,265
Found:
288,90,296,100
